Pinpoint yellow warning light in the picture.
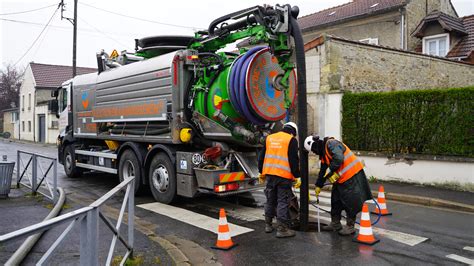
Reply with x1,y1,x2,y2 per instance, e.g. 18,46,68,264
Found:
110,49,119,58
180,128,192,143
191,55,199,60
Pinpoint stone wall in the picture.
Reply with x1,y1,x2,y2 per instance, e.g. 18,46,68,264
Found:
319,37,474,93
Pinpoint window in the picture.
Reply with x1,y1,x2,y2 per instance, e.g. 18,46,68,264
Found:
11,112,18,123
28,93,31,110
422,33,449,56
58,87,68,112
359,38,379,45
51,120,59,129
22,95,25,111
28,121,31,132
22,121,25,132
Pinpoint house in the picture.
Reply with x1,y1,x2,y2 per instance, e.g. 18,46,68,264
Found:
412,11,474,63
2,107,19,139
298,0,458,51
19,63,96,144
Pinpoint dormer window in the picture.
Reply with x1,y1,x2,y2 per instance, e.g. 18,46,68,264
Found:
422,33,449,56
328,11,336,16
370,3,379,8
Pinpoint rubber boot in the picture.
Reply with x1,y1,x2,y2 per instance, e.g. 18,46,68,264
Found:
321,216,343,231
338,218,356,236
276,221,296,238
265,217,274,233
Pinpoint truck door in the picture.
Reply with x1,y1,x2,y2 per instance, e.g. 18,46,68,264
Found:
58,83,71,137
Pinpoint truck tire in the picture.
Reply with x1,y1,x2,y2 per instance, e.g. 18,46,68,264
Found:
149,153,177,204
63,145,82,178
118,149,142,194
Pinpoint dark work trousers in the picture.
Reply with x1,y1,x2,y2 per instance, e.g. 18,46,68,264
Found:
330,170,372,220
264,174,293,224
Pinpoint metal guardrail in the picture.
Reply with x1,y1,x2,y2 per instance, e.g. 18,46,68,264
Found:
16,150,58,202
1,175,135,265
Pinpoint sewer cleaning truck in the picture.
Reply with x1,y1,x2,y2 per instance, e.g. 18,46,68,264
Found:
51,4,307,203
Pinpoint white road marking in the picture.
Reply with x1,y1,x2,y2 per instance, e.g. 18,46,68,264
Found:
139,189,428,246
464,246,474,252
306,211,428,246
446,254,474,265
138,202,254,237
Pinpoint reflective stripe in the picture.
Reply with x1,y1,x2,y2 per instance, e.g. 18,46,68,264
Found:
359,226,373,236
344,151,354,160
338,158,362,176
361,211,371,221
264,163,291,172
218,232,231,241
262,131,295,180
264,154,289,162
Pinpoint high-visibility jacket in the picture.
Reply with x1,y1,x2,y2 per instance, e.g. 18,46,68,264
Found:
321,140,363,184
262,131,295,180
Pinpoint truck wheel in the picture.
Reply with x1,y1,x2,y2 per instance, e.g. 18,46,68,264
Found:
149,153,177,204
63,145,82,178
118,149,142,194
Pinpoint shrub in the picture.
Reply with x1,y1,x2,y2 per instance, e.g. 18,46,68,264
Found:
342,87,474,157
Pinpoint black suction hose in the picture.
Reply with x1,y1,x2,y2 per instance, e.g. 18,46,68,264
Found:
208,6,259,35
310,196,382,226
289,12,309,231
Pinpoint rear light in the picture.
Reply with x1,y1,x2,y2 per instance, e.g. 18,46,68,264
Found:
225,182,239,191
214,183,240,193
214,185,225,193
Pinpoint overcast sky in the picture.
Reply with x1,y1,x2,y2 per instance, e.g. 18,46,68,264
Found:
1,0,473,70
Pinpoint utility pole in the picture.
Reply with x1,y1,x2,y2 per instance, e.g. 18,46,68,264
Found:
60,0,78,77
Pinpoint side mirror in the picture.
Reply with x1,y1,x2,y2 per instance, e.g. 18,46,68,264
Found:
51,88,59,98
49,99,59,118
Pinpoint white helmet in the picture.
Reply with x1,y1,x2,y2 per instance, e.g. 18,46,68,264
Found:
304,136,314,152
283,122,298,136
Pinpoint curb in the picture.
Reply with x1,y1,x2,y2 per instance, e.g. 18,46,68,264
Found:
378,191,474,213
311,184,474,213
67,195,191,265
149,236,190,266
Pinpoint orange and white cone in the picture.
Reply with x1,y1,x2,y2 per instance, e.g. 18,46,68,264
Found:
353,203,380,245
212,208,237,250
371,185,392,216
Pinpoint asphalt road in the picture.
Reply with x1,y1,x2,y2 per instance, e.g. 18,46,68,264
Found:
1,140,473,265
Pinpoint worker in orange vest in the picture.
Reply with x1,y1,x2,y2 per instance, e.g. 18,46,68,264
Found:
304,136,372,235
258,122,300,238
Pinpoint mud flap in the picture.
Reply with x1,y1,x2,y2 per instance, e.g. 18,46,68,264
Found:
234,152,259,178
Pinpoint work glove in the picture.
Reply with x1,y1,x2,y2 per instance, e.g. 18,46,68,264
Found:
325,172,340,184
314,187,321,204
258,174,266,184
293,178,301,189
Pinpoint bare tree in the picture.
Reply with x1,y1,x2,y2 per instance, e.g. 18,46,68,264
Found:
0,64,23,111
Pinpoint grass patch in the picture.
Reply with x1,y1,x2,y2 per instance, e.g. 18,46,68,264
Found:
368,175,378,183
112,254,144,266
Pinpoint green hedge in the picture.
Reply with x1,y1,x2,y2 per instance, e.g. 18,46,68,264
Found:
342,87,474,157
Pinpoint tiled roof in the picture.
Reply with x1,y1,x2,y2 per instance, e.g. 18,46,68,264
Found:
412,10,467,37
298,0,407,32
30,63,96,88
447,15,474,58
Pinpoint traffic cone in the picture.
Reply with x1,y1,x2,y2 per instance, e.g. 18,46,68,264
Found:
212,208,237,250
353,203,380,245
371,185,392,216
